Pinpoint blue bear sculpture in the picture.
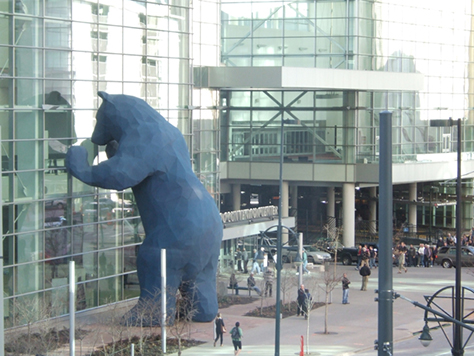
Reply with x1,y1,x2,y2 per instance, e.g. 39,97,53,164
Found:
66,92,223,325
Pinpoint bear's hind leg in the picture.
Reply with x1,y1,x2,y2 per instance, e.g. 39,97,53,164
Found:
181,259,218,322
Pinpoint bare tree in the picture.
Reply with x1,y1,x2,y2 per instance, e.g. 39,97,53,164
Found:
318,269,343,335
279,269,297,311
5,294,65,356
167,282,198,356
302,277,320,355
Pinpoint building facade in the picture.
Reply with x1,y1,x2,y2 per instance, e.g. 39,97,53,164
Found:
1,0,474,327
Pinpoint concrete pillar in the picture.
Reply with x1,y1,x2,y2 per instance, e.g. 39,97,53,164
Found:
408,182,417,232
232,183,241,211
369,187,377,235
463,179,473,231
327,186,335,219
282,181,289,244
342,183,355,247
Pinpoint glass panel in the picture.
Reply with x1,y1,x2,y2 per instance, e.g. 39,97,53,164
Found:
124,217,144,245
15,81,42,107
17,232,43,262
0,15,9,46
98,249,122,278
46,0,72,20
124,27,144,55
123,55,143,81
72,21,94,52
82,251,98,280
16,262,43,294
124,1,146,27
15,47,43,77
124,272,140,299
45,19,71,49
15,17,42,47
99,276,121,304
45,49,71,79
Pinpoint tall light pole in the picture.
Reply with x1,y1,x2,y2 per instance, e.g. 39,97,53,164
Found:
275,118,299,356
430,118,463,355
377,111,394,355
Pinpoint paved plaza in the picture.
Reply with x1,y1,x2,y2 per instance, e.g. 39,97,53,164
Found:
58,263,474,356
177,263,474,356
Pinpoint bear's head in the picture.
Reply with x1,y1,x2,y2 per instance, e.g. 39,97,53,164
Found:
92,91,117,145
92,91,164,146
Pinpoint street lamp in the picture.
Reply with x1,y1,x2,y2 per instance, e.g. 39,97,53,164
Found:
430,118,463,355
275,117,299,356
419,323,432,347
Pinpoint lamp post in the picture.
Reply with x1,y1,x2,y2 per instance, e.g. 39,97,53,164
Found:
430,118,463,355
275,118,299,356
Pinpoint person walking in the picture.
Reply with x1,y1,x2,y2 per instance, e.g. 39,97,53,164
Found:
230,321,243,356
213,312,226,347
397,242,408,273
263,266,274,297
229,273,239,295
359,264,371,291
297,284,305,316
251,249,261,274
342,273,350,304
236,248,242,272
242,248,249,273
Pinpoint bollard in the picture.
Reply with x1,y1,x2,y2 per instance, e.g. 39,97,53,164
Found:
131,343,135,356
300,335,304,356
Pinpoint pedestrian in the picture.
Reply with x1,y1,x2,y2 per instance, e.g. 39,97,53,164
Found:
356,245,362,270
361,245,370,268
247,273,262,295
418,243,425,267
264,266,274,297
297,284,305,316
342,272,350,304
408,244,416,267
251,249,261,274
397,242,408,273
242,248,249,273
369,246,377,268
230,321,243,356
213,312,226,347
236,248,242,272
229,273,239,295
424,244,432,267
359,264,371,291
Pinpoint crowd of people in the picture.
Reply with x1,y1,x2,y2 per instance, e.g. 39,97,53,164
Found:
354,231,472,272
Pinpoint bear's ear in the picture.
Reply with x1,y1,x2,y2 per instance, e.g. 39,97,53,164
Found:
98,91,109,101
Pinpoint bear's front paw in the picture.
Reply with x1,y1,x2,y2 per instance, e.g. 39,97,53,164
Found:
66,146,89,174
106,140,119,159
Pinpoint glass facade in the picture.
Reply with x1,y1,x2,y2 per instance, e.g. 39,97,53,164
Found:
220,0,474,166
0,0,200,327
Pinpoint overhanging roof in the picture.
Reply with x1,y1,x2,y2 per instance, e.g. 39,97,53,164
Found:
194,66,424,91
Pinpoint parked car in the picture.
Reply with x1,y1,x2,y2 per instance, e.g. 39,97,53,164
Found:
281,245,331,264
435,245,474,268
337,242,379,266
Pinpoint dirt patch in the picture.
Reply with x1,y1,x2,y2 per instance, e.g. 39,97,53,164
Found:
5,328,89,355
90,335,204,356
244,301,325,319
218,294,258,309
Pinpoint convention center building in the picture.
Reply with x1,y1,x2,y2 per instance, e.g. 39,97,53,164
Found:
1,0,474,326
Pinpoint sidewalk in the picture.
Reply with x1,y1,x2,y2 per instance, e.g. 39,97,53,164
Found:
53,263,474,356
175,264,474,356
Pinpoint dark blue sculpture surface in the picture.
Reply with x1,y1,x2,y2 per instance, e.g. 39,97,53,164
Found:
66,92,223,324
